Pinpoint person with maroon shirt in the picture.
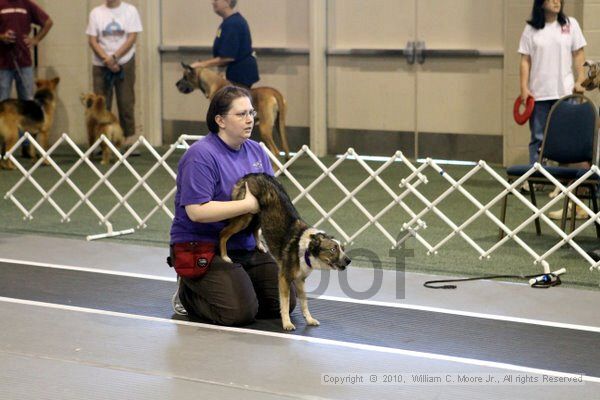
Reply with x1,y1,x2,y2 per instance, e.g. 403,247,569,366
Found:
0,0,52,101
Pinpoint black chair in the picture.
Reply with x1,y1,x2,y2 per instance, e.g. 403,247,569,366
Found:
500,94,600,239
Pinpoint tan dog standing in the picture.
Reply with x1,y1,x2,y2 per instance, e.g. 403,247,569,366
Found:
176,63,290,160
0,77,59,169
80,93,124,165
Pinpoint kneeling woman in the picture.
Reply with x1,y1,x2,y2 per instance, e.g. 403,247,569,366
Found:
169,85,295,325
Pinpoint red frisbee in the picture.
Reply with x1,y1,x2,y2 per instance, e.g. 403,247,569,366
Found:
513,95,535,125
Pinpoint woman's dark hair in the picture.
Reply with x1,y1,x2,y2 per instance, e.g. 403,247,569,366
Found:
206,85,252,133
527,0,567,29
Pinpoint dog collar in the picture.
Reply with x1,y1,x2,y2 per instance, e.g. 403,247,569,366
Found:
304,249,313,269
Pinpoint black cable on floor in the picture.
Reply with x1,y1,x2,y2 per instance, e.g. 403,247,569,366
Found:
424,272,562,289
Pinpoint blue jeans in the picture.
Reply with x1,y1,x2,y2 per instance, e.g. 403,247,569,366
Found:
0,66,34,101
528,99,557,165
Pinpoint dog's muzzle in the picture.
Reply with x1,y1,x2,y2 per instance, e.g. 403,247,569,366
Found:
176,78,194,94
333,256,351,271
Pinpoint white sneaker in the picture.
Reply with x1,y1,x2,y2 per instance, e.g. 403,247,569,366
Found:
172,278,188,316
548,204,588,220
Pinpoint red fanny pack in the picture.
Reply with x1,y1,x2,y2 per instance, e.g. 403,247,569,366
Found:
168,242,216,279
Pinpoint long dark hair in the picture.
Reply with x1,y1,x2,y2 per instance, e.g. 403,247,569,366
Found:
527,0,568,29
206,85,252,133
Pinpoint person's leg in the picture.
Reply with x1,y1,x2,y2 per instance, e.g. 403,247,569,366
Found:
0,69,15,101
237,250,296,318
13,67,34,157
528,100,554,165
178,255,259,326
114,57,136,140
15,66,34,100
92,65,113,109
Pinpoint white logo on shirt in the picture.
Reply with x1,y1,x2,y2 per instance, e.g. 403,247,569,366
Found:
102,19,125,38
252,161,263,170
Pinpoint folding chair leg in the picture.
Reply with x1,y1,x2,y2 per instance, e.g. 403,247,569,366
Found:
570,198,577,233
499,186,509,240
592,186,600,238
560,196,569,232
528,181,541,236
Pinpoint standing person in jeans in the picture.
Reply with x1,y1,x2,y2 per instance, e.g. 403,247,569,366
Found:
86,0,142,148
0,0,53,156
169,85,295,325
518,0,587,217
191,0,259,88
519,0,586,165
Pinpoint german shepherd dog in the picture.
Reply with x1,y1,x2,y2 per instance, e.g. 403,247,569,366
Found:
176,63,291,160
80,93,124,165
219,173,351,331
0,77,59,169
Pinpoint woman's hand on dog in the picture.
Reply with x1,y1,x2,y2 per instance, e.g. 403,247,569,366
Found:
243,182,260,214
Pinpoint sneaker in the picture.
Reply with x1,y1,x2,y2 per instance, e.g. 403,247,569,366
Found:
171,278,188,316
548,204,588,220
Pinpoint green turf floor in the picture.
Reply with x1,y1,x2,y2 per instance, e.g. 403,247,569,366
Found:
2,145,599,289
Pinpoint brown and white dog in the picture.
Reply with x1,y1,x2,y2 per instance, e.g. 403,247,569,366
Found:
80,93,124,165
219,173,351,331
0,77,59,169
582,60,600,92
176,63,291,160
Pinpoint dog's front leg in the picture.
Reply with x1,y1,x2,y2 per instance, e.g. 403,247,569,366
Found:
278,274,295,331
295,278,319,326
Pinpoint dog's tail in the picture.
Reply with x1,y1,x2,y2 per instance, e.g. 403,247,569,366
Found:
273,89,290,160
106,124,124,149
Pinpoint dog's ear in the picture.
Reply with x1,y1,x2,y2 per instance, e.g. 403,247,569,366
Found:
308,234,322,257
51,77,60,87
93,95,106,111
85,97,93,108
181,62,193,72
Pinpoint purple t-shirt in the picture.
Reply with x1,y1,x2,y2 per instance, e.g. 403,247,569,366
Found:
170,133,274,249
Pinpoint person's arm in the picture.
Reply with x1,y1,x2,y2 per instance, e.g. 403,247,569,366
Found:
88,35,119,71
190,56,234,69
185,183,259,223
24,17,53,47
520,54,533,102
112,32,137,62
572,47,586,94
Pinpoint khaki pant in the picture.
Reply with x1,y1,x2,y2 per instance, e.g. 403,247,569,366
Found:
92,57,136,138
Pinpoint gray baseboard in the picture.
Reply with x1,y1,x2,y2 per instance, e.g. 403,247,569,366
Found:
162,120,502,162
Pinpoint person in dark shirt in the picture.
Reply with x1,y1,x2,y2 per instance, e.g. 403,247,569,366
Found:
0,0,53,101
191,0,259,88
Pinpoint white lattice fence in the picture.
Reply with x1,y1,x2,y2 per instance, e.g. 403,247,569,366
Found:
3,133,600,274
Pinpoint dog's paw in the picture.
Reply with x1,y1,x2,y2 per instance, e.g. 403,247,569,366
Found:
282,321,296,331
222,255,233,263
306,317,320,326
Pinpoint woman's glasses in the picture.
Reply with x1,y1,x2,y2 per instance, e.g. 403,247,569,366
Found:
222,110,257,120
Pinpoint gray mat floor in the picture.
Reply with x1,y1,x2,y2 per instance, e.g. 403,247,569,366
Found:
0,233,599,399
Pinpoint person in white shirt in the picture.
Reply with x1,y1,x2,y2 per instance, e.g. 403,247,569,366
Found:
518,0,586,166
86,0,142,145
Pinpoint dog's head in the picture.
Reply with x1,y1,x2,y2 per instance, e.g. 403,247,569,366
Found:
79,92,107,112
308,232,351,271
176,62,200,95
35,77,60,92
33,77,59,106
583,60,600,91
